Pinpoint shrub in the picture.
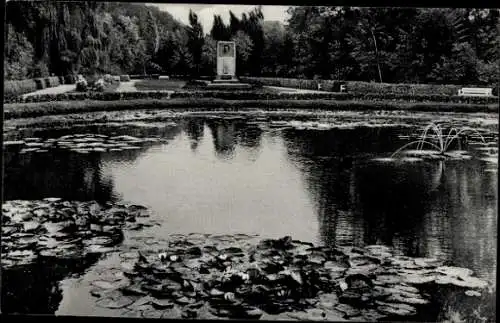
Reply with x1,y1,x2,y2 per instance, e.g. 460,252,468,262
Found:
64,75,76,84
58,76,65,85
75,75,88,92
3,79,38,100
120,75,131,81
45,76,60,88
34,78,46,90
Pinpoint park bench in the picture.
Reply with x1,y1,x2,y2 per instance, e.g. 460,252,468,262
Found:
457,87,493,96
316,83,347,92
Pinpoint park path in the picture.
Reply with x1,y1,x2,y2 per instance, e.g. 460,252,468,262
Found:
115,80,139,92
22,84,76,98
264,85,329,94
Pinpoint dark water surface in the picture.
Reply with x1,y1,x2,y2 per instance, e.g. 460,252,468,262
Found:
2,114,498,316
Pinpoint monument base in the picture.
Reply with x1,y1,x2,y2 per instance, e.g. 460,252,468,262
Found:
207,75,252,90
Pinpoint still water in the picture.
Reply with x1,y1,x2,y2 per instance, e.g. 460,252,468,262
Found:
2,114,498,315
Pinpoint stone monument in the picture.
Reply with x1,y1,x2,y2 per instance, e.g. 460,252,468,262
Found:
216,41,237,81
208,41,251,89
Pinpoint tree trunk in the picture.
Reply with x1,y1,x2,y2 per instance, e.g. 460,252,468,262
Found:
370,28,383,83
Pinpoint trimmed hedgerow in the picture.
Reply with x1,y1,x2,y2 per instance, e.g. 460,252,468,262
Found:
64,75,77,84
44,76,60,88
4,99,498,120
4,89,499,104
240,77,498,97
3,79,38,100
120,74,131,81
34,78,46,90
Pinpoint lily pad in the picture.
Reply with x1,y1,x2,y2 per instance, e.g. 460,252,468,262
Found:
92,280,118,290
96,296,135,309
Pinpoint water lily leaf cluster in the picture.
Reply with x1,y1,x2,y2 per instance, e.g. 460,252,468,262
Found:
1,198,152,268
94,235,490,320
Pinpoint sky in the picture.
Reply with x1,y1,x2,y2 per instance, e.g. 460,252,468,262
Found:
146,4,291,32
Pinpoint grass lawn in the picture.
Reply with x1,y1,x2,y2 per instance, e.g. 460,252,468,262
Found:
134,79,187,91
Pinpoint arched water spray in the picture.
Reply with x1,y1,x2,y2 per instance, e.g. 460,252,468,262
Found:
391,122,486,158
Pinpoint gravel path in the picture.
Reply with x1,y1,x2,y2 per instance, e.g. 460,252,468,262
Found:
264,85,330,94
22,84,76,98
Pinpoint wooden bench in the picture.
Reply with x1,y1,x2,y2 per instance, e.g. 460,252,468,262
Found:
458,87,493,96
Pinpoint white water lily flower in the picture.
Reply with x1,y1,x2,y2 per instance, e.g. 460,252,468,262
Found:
169,255,178,262
224,292,235,301
339,281,348,291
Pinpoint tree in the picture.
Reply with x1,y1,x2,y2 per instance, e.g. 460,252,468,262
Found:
187,10,204,77
231,30,254,75
229,11,240,36
201,35,217,75
210,15,230,41
4,25,35,79
262,21,285,76
142,10,160,73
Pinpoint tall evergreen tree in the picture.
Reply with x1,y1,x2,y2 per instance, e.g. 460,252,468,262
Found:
187,10,204,77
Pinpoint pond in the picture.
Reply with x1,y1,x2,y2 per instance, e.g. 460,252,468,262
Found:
1,111,498,319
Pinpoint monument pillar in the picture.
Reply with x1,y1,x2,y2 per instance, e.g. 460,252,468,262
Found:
215,41,238,82
208,41,250,89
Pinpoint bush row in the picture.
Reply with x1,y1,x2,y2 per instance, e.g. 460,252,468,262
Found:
129,74,161,80
171,91,499,104
4,76,64,100
4,79,38,100
5,89,498,104
240,77,498,96
4,99,498,120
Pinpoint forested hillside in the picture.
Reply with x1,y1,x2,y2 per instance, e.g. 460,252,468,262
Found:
4,2,500,86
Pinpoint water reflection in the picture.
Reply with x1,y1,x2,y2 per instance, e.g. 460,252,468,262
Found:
2,117,498,291
282,126,497,283
183,118,205,151
2,255,101,314
3,151,115,203
206,120,238,160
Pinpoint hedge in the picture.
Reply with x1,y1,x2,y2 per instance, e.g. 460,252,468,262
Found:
4,89,499,105
120,75,131,81
129,74,161,80
44,76,61,88
4,99,498,120
240,77,498,97
4,79,38,100
64,75,77,84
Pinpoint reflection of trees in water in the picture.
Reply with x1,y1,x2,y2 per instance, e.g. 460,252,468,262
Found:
3,151,115,203
440,160,498,282
4,123,184,203
282,130,361,247
235,123,263,162
204,119,264,161
206,120,238,160
282,128,479,260
283,127,405,158
183,118,205,151
355,163,438,256
288,127,497,281
1,254,101,314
